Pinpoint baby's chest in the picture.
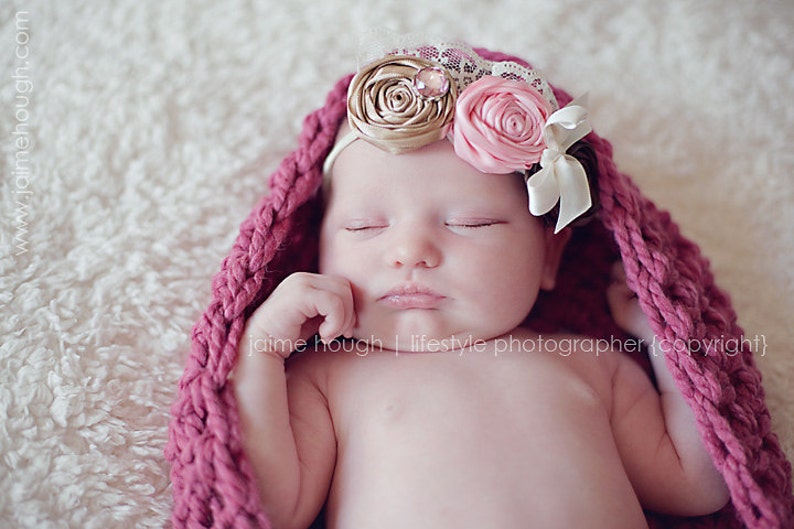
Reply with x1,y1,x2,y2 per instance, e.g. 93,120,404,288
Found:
326,351,613,445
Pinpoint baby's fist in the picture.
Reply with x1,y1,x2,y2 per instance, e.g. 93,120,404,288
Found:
606,263,654,342
243,272,356,359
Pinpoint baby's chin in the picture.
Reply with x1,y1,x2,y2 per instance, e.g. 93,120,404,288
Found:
350,310,521,353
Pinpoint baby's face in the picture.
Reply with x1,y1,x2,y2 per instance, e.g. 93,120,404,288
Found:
320,136,563,352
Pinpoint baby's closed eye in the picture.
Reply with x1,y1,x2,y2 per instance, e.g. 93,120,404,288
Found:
343,219,389,232
444,217,506,229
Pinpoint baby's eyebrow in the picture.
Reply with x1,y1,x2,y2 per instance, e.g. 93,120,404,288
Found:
445,202,513,215
343,216,388,225
336,211,389,223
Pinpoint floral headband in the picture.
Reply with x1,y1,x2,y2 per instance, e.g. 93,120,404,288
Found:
323,42,593,233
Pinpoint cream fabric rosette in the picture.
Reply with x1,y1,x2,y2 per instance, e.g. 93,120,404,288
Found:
347,55,458,154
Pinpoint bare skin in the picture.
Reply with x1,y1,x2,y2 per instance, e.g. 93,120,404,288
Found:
234,284,730,529
232,138,729,528
289,329,649,529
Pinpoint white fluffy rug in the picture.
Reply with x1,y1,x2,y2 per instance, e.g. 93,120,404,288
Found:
1,0,792,526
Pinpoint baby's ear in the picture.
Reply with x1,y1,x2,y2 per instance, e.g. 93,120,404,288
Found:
540,228,572,291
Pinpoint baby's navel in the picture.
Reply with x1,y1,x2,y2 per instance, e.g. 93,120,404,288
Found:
381,401,404,422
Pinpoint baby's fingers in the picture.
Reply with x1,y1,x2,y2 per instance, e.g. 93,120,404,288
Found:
311,285,355,343
293,274,355,343
606,262,653,340
245,272,355,355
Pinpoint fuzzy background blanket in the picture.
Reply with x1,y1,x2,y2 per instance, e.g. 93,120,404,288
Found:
1,0,792,527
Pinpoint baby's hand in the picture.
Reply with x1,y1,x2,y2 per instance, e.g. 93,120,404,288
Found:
243,272,356,359
606,263,654,342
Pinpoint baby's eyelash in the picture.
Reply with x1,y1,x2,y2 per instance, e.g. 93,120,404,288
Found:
344,222,387,232
445,219,504,228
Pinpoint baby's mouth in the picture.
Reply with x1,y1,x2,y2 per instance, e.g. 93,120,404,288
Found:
377,284,446,310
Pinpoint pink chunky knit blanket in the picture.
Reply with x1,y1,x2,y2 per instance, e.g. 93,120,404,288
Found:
165,49,794,529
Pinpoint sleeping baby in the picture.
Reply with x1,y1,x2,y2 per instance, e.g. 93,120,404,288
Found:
232,42,729,529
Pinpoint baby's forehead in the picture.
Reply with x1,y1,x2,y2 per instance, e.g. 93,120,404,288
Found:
325,141,528,209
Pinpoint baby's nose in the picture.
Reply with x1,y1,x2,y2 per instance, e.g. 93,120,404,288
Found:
388,229,441,269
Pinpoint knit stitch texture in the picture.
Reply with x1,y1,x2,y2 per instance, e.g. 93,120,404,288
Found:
165,49,794,529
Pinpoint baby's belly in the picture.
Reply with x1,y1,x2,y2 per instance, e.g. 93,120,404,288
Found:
324,350,648,529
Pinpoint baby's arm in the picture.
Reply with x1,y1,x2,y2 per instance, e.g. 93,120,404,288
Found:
232,273,355,529
607,266,730,515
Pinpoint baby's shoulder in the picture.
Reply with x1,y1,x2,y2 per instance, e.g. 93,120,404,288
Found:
510,327,626,358
509,328,633,383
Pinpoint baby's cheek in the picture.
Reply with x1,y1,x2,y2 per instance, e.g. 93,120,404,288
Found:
317,243,355,276
348,281,368,311
489,266,543,318
501,284,540,322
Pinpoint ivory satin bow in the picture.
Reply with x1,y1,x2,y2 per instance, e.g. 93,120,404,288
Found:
526,98,593,233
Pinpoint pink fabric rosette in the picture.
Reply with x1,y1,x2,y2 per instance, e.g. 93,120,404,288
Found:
452,75,553,174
